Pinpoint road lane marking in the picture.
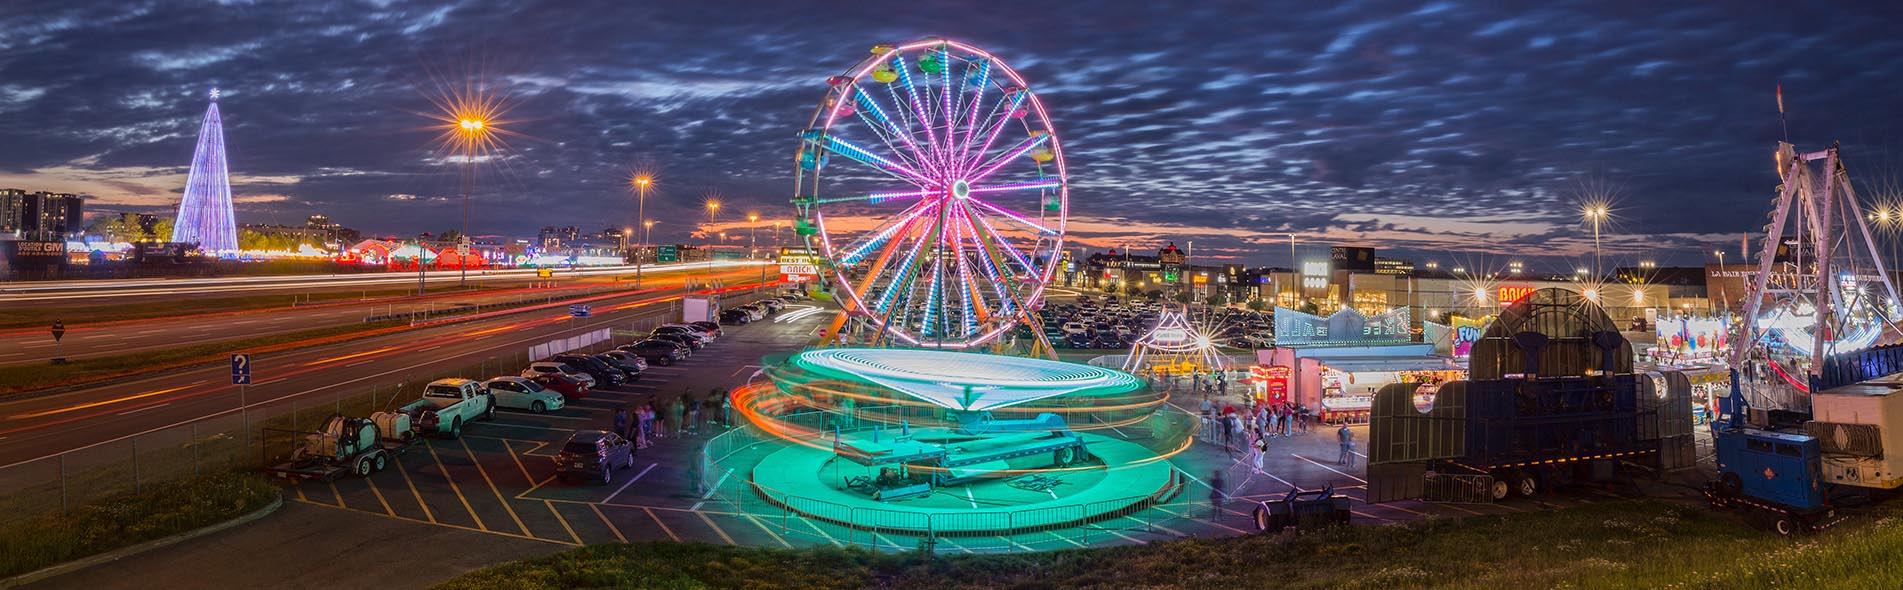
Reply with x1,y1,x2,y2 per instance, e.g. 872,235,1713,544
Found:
744,514,792,548
9,384,198,419
394,456,438,523
603,462,657,504
547,500,583,545
590,504,628,543
302,345,400,367
695,511,736,545
117,403,171,416
426,440,489,531
645,507,679,542
288,498,576,546
460,437,532,537
1291,453,1368,484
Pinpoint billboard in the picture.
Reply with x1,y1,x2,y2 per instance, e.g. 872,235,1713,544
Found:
1274,306,1411,346
1655,315,1729,357
1331,246,1376,271
778,247,819,281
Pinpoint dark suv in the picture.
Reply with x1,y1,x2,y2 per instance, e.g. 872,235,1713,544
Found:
555,430,636,485
551,354,625,386
620,339,688,365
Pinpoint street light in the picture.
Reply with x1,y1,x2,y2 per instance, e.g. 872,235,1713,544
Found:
705,199,720,245
455,116,488,287
1583,204,1609,279
748,212,759,259
631,174,652,284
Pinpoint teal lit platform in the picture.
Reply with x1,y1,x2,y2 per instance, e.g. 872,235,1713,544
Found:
749,432,1178,535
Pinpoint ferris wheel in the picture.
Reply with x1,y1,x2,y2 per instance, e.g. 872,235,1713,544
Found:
791,38,1067,351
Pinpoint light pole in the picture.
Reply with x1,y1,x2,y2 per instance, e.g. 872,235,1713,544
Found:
773,221,783,249
632,175,652,284
748,212,759,259
456,117,487,287
705,199,720,248
1584,205,1608,279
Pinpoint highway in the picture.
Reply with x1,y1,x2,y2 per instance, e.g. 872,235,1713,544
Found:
0,260,766,303
0,262,770,365
0,267,782,470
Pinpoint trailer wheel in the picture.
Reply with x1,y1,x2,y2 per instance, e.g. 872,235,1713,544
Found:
1054,447,1077,466
1489,478,1510,501
1514,472,1539,497
1774,515,1802,537
355,455,375,477
372,451,388,473
531,401,547,414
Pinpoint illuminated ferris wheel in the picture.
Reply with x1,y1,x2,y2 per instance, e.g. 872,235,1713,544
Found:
792,38,1067,350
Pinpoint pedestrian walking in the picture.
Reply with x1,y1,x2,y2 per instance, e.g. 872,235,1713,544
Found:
652,400,667,439
1222,411,1238,453
613,408,630,441
686,393,702,436
1282,404,1295,437
637,403,655,448
1337,424,1356,466
1251,431,1268,473
719,391,733,428
1267,407,1280,438
1208,470,1227,520
671,395,687,436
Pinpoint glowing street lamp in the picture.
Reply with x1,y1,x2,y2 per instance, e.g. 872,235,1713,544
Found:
748,212,759,259
630,174,654,284
1583,204,1610,278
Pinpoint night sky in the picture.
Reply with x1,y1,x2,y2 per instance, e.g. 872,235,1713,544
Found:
3,0,1902,269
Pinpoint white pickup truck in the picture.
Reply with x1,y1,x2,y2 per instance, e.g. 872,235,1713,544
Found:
399,378,496,438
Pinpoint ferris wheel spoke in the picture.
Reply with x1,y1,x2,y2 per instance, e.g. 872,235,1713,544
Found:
954,60,994,167
814,188,935,205
966,132,1052,183
967,196,1057,236
849,86,936,177
958,205,1030,320
807,132,935,187
890,56,942,159
962,90,1026,175
967,179,1062,196
838,199,936,265
963,204,1040,282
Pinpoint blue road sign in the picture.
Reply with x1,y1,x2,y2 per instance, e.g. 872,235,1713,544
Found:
230,353,252,385
569,304,592,318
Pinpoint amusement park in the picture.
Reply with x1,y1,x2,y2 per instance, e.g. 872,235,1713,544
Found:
15,4,1903,589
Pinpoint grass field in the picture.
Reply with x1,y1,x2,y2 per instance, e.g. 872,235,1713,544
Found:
0,471,277,579
436,499,1903,590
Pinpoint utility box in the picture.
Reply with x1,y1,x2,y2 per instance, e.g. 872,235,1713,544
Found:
1809,373,1903,490
683,295,718,323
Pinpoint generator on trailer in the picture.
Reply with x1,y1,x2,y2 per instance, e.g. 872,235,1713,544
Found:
264,412,420,482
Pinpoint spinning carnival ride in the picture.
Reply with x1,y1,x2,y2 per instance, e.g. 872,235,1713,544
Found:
1730,142,1903,408
792,39,1067,354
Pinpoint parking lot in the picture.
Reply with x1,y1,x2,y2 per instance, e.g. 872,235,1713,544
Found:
281,297,833,549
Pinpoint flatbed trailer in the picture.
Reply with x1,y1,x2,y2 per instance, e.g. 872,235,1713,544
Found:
262,416,420,482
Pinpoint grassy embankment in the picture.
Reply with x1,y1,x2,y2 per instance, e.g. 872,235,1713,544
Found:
438,499,1903,590
0,319,411,395
0,472,278,579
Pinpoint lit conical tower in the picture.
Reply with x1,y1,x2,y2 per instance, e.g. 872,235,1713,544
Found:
172,88,238,251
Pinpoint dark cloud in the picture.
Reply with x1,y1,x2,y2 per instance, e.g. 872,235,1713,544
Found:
2,0,1901,270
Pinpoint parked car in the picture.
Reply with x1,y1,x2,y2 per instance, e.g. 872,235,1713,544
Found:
759,299,785,312
528,373,590,402
735,304,767,321
1062,322,1088,335
399,378,495,439
594,352,645,381
483,376,566,414
652,325,711,344
552,353,626,386
720,308,753,325
555,430,637,485
621,339,688,365
650,332,704,351
687,321,723,338
523,361,596,388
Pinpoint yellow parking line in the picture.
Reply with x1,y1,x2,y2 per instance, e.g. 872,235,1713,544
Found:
646,507,680,542
364,469,397,517
503,440,537,482
426,440,488,531
289,498,575,547
294,482,309,503
793,516,841,547
547,501,582,545
392,455,438,524
460,438,531,537
591,504,628,543
327,481,346,508
696,512,735,545
744,514,792,548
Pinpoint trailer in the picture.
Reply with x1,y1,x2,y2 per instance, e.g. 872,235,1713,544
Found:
264,413,419,482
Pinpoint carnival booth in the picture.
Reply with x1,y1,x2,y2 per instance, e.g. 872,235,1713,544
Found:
1261,305,1466,425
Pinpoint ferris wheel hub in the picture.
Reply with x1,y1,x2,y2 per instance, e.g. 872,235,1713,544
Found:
951,179,971,200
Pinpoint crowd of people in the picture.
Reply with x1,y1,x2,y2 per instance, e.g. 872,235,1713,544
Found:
1177,367,1359,520
612,388,735,449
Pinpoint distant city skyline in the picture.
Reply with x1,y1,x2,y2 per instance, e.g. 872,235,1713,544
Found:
4,2,1903,267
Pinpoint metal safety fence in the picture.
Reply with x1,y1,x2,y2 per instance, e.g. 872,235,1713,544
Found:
0,286,783,527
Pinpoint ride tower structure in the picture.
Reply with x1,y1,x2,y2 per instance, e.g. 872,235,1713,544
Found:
1728,142,1903,413
790,39,1066,358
